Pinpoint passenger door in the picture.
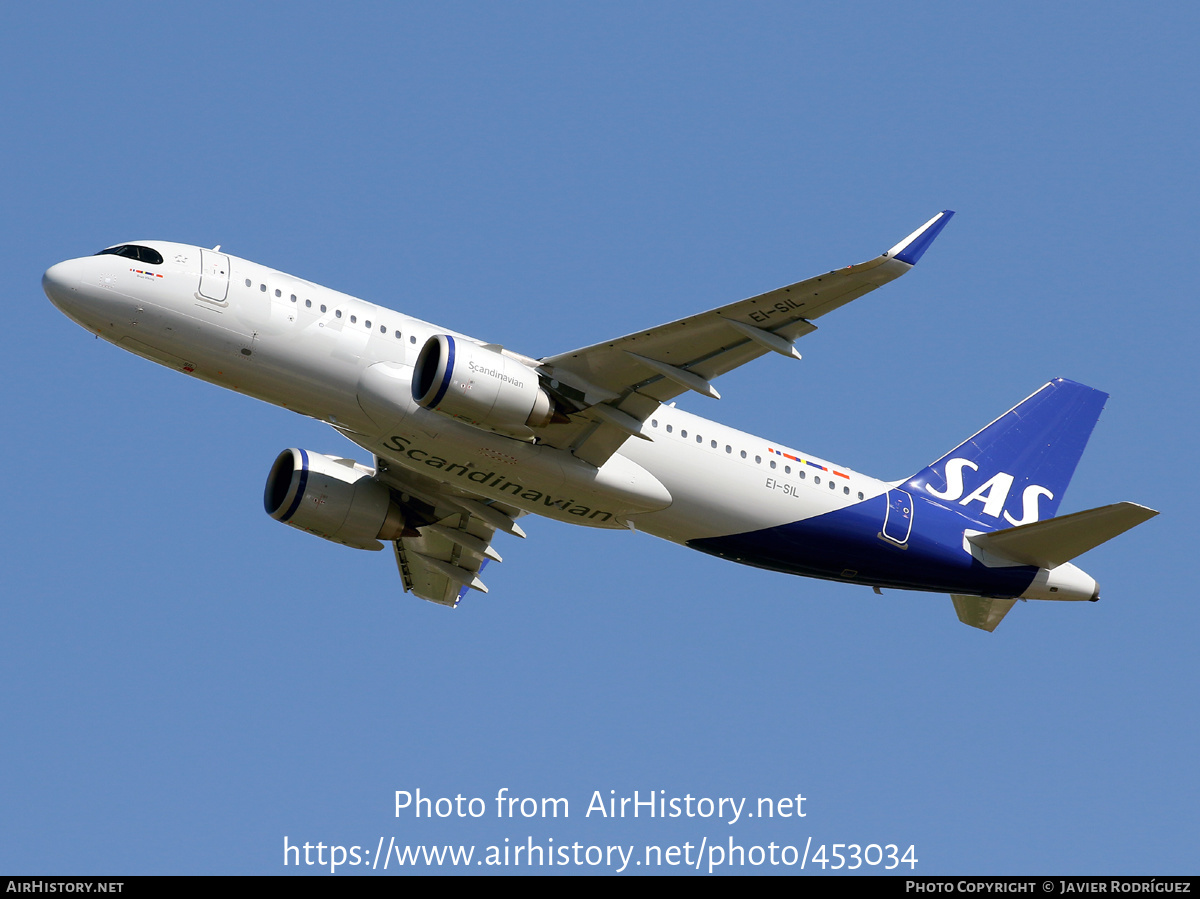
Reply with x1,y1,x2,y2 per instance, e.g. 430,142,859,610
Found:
198,249,230,302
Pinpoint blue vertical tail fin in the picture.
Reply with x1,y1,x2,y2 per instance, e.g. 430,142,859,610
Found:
903,378,1108,527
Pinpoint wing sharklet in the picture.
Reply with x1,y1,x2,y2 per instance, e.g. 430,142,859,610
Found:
887,210,955,265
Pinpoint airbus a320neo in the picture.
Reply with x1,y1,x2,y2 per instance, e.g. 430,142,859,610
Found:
44,212,1155,630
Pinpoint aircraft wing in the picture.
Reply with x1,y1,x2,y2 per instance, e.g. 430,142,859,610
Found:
536,211,954,466
392,512,499,607
365,447,525,607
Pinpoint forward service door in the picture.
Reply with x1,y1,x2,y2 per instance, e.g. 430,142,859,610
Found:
199,249,230,302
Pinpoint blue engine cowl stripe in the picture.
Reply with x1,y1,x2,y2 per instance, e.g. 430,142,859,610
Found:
279,448,309,523
429,335,456,409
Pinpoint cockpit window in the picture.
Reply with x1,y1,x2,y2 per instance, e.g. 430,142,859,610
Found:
95,244,164,265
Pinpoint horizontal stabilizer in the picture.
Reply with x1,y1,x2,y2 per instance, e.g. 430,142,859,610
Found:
951,595,1017,632
967,502,1158,570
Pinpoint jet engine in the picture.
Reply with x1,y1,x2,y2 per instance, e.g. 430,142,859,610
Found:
412,335,554,439
264,448,407,550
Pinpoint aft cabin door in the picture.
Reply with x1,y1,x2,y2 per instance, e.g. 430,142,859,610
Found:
199,249,230,302
882,489,914,545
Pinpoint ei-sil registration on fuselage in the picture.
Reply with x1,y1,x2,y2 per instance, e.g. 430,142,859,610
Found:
42,211,1157,630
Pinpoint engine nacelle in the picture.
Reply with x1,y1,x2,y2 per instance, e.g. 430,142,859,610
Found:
412,334,553,439
263,449,406,551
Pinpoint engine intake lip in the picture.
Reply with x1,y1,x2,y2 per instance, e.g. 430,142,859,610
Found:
264,448,307,520
412,334,455,407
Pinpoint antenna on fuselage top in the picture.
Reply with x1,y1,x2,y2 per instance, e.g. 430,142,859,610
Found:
212,245,221,251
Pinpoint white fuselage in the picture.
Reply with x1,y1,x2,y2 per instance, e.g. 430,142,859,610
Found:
43,242,884,545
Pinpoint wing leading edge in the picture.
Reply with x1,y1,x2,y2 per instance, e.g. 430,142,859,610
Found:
537,211,955,466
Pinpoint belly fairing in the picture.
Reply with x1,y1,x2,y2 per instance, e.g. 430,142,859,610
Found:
365,421,672,528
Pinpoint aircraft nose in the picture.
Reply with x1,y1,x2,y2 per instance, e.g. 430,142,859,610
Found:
43,258,84,312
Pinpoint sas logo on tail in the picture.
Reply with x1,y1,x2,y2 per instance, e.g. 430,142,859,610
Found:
924,458,1052,525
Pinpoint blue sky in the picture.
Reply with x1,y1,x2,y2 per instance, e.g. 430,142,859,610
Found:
2,2,1196,875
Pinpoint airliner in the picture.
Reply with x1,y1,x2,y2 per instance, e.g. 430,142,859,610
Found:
42,212,1156,631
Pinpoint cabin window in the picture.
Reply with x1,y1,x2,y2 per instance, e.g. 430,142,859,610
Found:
260,284,266,292
651,419,658,428
245,279,252,287
857,491,864,500
274,289,281,297
290,294,297,303
365,320,371,328
305,299,312,308
814,476,821,485
740,450,746,459
710,440,717,448
769,460,776,469
666,425,673,434
350,315,357,323
320,304,327,313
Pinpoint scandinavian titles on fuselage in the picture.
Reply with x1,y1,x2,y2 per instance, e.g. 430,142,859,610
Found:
381,435,616,521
